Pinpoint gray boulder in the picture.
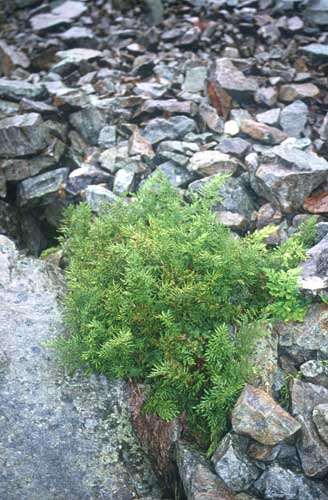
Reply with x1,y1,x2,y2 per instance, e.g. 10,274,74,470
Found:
0,236,160,498
69,107,107,146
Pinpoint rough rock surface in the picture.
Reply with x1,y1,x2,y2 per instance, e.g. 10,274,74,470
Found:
0,235,160,499
231,385,301,445
176,441,235,500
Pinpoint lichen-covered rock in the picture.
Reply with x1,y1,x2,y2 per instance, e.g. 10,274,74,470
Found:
176,441,235,500
0,235,160,498
291,379,328,478
232,385,301,445
212,433,260,492
300,360,328,388
313,404,328,446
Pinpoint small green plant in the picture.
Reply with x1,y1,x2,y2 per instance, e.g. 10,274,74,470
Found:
56,172,315,451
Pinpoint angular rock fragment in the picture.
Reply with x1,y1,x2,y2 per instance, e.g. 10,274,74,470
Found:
278,304,328,365
66,166,112,196
212,433,260,492
0,113,50,158
292,380,328,478
279,83,320,102
188,151,239,177
0,138,65,181
0,41,30,76
240,120,287,145
300,235,328,294
30,1,87,32
232,385,301,445
182,64,208,93
280,100,308,138
212,58,258,103
84,185,118,213
156,161,195,188
300,360,328,388
18,167,69,207
301,43,328,62
251,145,328,213
113,168,135,195
0,79,47,102
304,0,328,25
59,27,96,48
256,109,281,127
69,107,107,146
254,464,328,499
176,441,234,500
142,116,196,144
56,48,102,65
313,404,328,446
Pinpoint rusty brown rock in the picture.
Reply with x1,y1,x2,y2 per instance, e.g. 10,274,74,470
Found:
240,120,287,145
303,192,328,214
232,385,301,445
0,41,30,76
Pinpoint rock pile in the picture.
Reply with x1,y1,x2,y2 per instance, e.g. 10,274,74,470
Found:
0,0,326,257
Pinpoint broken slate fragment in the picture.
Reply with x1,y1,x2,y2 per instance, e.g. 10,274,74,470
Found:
18,167,69,207
0,113,50,158
291,380,328,478
212,433,260,492
313,404,328,446
232,385,301,445
0,79,47,102
279,100,308,138
278,304,328,365
251,145,328,213
301,43,328,62
0,40,30,76
254,464,328,500
212,58,258,103
84,185,118,213
30,1,87,33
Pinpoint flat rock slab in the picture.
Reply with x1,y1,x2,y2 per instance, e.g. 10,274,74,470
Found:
0,236,159,499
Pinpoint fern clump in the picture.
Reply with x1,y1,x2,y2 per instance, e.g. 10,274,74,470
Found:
58,173,315,451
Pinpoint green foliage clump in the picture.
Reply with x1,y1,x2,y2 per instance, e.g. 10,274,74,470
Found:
57,173,315,451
